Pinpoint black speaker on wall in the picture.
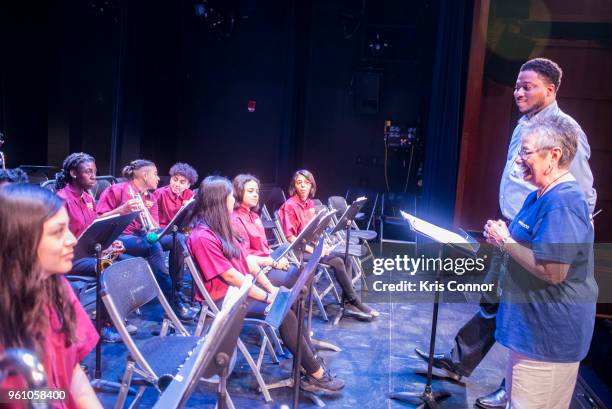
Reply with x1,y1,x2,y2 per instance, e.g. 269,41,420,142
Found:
354,71,380,114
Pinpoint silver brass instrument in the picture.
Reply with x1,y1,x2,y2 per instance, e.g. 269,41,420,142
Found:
128,185,158,233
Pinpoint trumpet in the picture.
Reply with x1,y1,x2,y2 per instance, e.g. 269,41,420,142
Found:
128,185,159,243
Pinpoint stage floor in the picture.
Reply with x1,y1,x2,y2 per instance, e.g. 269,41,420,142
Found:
86,298,508,408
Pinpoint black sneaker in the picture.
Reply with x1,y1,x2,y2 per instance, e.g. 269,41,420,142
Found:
350,298,379,317
300,369,345,394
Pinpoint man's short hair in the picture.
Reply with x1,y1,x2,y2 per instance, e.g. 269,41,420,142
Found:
520,58,563,91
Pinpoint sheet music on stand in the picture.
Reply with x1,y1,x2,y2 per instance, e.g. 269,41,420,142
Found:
329,196,367,236
265,238,324,329
400,211,479,256
156,198,195,240
74,212,139,259
272,208,328,261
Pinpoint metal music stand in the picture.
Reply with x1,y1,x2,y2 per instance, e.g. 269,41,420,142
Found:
274,208,329,262
388,211,479,408
74,212,138,391
155,199,195,305
151,278,253,409
289,209,353,350
267,239,326,409
327,197,368,324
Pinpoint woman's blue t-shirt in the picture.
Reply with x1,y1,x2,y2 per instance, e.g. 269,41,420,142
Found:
496,181,598,362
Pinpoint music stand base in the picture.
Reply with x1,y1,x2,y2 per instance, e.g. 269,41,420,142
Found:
311,338,342,352
388,388,450,409
91,378,136,395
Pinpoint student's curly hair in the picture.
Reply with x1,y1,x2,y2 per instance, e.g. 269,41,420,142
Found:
0,168,29,185
169,162,198,185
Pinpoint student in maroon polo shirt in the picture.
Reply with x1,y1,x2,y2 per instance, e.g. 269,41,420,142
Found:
187,176,344,394
154,162,199,314
55,152,125,342
279,169,379,319
0,184,102,409
154,162,198,227
96,159,197,322
231,173,299,288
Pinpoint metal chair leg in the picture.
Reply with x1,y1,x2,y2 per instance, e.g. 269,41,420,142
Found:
237,339,273,403
114,361,135,409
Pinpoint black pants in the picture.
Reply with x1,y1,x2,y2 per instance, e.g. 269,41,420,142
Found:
217,296,320,375
449,249,503,377
322,255,357,301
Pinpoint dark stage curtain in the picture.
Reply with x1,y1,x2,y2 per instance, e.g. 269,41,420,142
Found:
421,0,472,228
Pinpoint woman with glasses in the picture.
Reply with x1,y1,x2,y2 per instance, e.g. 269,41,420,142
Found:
484,116,597,409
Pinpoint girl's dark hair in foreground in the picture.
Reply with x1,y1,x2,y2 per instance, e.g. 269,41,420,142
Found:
0,184,76,357
188,176,241,259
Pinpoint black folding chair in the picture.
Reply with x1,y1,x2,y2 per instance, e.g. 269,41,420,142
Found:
101,257,201,409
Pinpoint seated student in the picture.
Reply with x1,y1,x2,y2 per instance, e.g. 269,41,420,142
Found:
154,162,198,227
231,173,298,288
0,184,102,409
154,162,198,305
279,169,378,318
54,152,126,343
187,176,344,393
96,159,197,322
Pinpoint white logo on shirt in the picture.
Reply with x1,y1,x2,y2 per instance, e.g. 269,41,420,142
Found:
518,220,530,230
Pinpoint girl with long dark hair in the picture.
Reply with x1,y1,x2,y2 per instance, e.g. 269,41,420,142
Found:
187,176,344,393
0,184,102,408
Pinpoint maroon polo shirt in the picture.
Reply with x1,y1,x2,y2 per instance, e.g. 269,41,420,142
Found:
57,184,97,238
231,205,271,257
96,181,160,235
153,185,194,228
187,224,250,302
0,277,99,409
278,194,315,238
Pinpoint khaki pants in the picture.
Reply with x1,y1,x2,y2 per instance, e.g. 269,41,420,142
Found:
506,350,579,409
